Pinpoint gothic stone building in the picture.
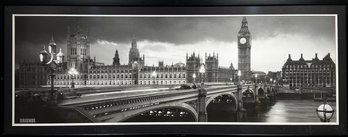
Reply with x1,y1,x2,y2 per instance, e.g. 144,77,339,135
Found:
282,53,336,89
49,26,185,87
186,52,236,84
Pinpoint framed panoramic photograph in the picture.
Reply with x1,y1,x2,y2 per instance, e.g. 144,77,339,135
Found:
2,0,347,136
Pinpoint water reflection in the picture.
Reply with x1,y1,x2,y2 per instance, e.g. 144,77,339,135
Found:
265,102,287,122
247,100,337,123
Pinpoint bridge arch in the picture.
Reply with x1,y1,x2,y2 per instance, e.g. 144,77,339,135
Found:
206,93,239,122
206,93,238,109
257,88,265,97
117,102,198,122
242,88,255,102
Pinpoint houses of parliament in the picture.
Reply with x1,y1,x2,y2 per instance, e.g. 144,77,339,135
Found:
16,25,237,88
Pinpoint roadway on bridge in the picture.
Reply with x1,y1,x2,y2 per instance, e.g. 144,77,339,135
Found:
58,85,235,106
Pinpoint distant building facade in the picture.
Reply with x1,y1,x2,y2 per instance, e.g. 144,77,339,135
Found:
267,71,282,83
217,63,238,83
16,61,49,88
282,53,336,88
251,71,267,83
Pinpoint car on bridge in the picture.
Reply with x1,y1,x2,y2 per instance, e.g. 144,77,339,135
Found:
172,84,193,90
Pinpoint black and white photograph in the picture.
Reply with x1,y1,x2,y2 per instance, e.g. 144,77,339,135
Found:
13,14,338,125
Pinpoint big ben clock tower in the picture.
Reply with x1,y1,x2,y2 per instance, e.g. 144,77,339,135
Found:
238,16,252,81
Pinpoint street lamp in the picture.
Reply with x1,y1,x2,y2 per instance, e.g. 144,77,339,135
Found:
151,71,157,85
237,70,244,112
270,78,273,84
68,67,79,88
238,70,242,84
199,64,205,85
255,74,258,84
192,73,196,84
39,45,64,104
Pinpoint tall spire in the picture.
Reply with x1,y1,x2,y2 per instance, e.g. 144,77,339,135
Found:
131,38,137,48
239,16,250,34
50,35,54,42
113,49,120,66
242,16,248,24
48,35,57,53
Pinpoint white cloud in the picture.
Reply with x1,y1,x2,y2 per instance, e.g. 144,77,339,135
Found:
96,40,118,46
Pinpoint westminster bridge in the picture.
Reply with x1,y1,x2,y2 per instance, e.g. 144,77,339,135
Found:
43,83,278,122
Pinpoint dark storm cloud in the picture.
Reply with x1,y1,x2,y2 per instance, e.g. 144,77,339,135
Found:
15,15,335,63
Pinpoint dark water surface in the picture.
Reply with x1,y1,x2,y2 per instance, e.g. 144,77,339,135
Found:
246,100,337,123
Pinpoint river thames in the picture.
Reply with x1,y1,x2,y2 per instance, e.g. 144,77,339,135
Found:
246,99,337,123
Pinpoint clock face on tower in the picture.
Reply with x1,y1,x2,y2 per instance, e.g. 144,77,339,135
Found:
240,38,246,44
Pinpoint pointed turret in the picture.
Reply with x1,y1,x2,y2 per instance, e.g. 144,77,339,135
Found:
230,62,235,70
299,53,304,61
287,54,292,62
113,49,120,66
48,35,57,53
323,53,333,62
313,53,319,61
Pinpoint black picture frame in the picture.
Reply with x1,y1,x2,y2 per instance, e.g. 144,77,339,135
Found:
1,0,347,136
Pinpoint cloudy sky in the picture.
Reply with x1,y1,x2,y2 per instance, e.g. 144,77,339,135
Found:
15,15,336,72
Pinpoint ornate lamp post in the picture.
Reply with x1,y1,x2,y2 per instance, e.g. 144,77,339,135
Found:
237,70,243,106
255,74,258,84
68,67,79,88
192,73,196,86
237,70,245,121
238,70,242,84
151,71,157,85
198,64,207,122
39,46,64,104
199,64,205,86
